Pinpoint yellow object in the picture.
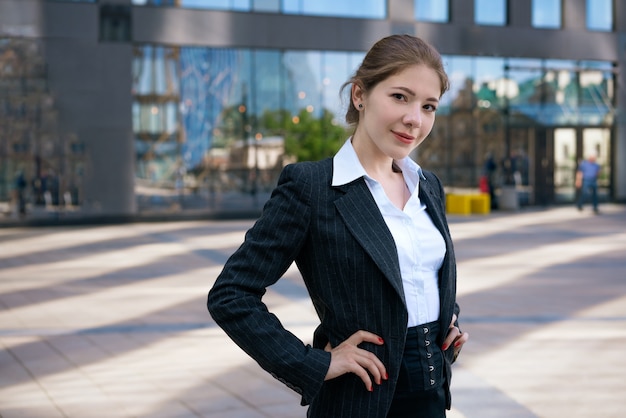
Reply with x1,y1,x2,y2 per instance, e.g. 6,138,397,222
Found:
446,193,490,215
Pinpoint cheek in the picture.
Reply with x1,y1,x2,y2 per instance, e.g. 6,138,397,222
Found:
414,137,427,149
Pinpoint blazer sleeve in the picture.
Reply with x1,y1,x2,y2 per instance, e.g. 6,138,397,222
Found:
207,163,331,404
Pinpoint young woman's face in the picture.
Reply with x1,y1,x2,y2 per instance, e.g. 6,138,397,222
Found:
353,64,441,161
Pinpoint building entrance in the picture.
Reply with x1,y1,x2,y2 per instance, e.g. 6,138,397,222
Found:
551,127,611,204
505,126,612,207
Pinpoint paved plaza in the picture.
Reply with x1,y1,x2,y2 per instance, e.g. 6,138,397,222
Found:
1,204,625,417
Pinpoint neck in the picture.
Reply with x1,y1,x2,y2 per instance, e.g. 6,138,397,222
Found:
351,135,396,181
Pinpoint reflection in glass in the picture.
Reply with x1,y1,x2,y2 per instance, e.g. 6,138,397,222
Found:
0,38,86,215
475,0,506,25
282,0,385,18
131,44,615,214
132,0,250,9
586,0,613,31
531,0,561,28
415,0,449,22
252,0,279,12
554,128,577,201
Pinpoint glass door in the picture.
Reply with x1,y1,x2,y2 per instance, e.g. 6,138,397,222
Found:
581,128,611,202
553,128,577,203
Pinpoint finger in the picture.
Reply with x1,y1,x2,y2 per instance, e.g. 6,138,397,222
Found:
346,330,385,346
349,360,375,392
449,314,458,328
453,331,469,352
348,331,387,384
442,326,460,351
325,336,387,386
359,347,387,384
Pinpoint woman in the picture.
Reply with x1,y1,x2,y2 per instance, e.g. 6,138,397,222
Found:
208,34,468,418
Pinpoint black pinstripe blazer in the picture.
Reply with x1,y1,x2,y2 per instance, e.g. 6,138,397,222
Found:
208,157,460,418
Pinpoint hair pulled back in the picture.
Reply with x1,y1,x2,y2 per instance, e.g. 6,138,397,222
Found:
341,34,449,126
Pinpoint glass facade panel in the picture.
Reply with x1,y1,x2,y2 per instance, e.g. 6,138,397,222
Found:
0,38,87,216
532,0,561,28
2,37,617,219
475,0,506,26
554,128,577,202
133,45,182,212
531,0,562,29
586,0,613,31
282,0,385,19
506,58,557,125
502,59,614,126
320,51,365,124
252,0,279,12
578,63,614,125
132,45,358,214
131,0,250,10
415,0,449,23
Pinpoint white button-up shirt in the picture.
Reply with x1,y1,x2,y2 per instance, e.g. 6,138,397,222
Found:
332,139,446,327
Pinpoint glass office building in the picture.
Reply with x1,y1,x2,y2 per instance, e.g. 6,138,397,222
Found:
1,0,624,222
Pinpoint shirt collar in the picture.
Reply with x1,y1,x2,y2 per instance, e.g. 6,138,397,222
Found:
332,138,426,187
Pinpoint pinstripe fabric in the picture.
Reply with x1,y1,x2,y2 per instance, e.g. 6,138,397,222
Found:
207,158,459,418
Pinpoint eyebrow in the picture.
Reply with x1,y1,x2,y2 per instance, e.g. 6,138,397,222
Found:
393,86,439,103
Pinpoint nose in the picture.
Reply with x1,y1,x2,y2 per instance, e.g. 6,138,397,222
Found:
403,106,421,128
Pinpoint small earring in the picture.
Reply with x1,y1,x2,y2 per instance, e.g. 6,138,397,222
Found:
358,104,363,109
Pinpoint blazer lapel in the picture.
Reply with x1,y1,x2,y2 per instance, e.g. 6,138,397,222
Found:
333,179,406,304
418,174,455,305
418,176,449,245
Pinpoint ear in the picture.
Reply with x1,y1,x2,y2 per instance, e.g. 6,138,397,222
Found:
351,83,364,108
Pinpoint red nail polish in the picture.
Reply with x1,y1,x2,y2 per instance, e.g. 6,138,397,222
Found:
384,372,389,380
369,385,373,392
454,341,461,347
442,344,448,351
378,337,384,343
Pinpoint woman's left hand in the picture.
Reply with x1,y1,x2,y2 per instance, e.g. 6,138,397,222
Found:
442,314,468,361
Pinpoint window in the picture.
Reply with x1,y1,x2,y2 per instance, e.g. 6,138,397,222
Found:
100,4,131,42
252,0,279,12
282,0,385,19
475,0,506,26
415,0,449,23
532,0,561,29
586,0,613,31
131,0,250,10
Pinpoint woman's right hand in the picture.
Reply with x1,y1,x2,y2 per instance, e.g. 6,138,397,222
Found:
324,330,388,392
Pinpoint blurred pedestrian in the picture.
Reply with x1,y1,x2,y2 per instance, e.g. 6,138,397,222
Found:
208,34,468,418
13,169,27,217
575,154,601,213
482,152,497,209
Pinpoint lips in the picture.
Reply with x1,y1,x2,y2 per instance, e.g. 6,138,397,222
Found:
392,131,415,144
